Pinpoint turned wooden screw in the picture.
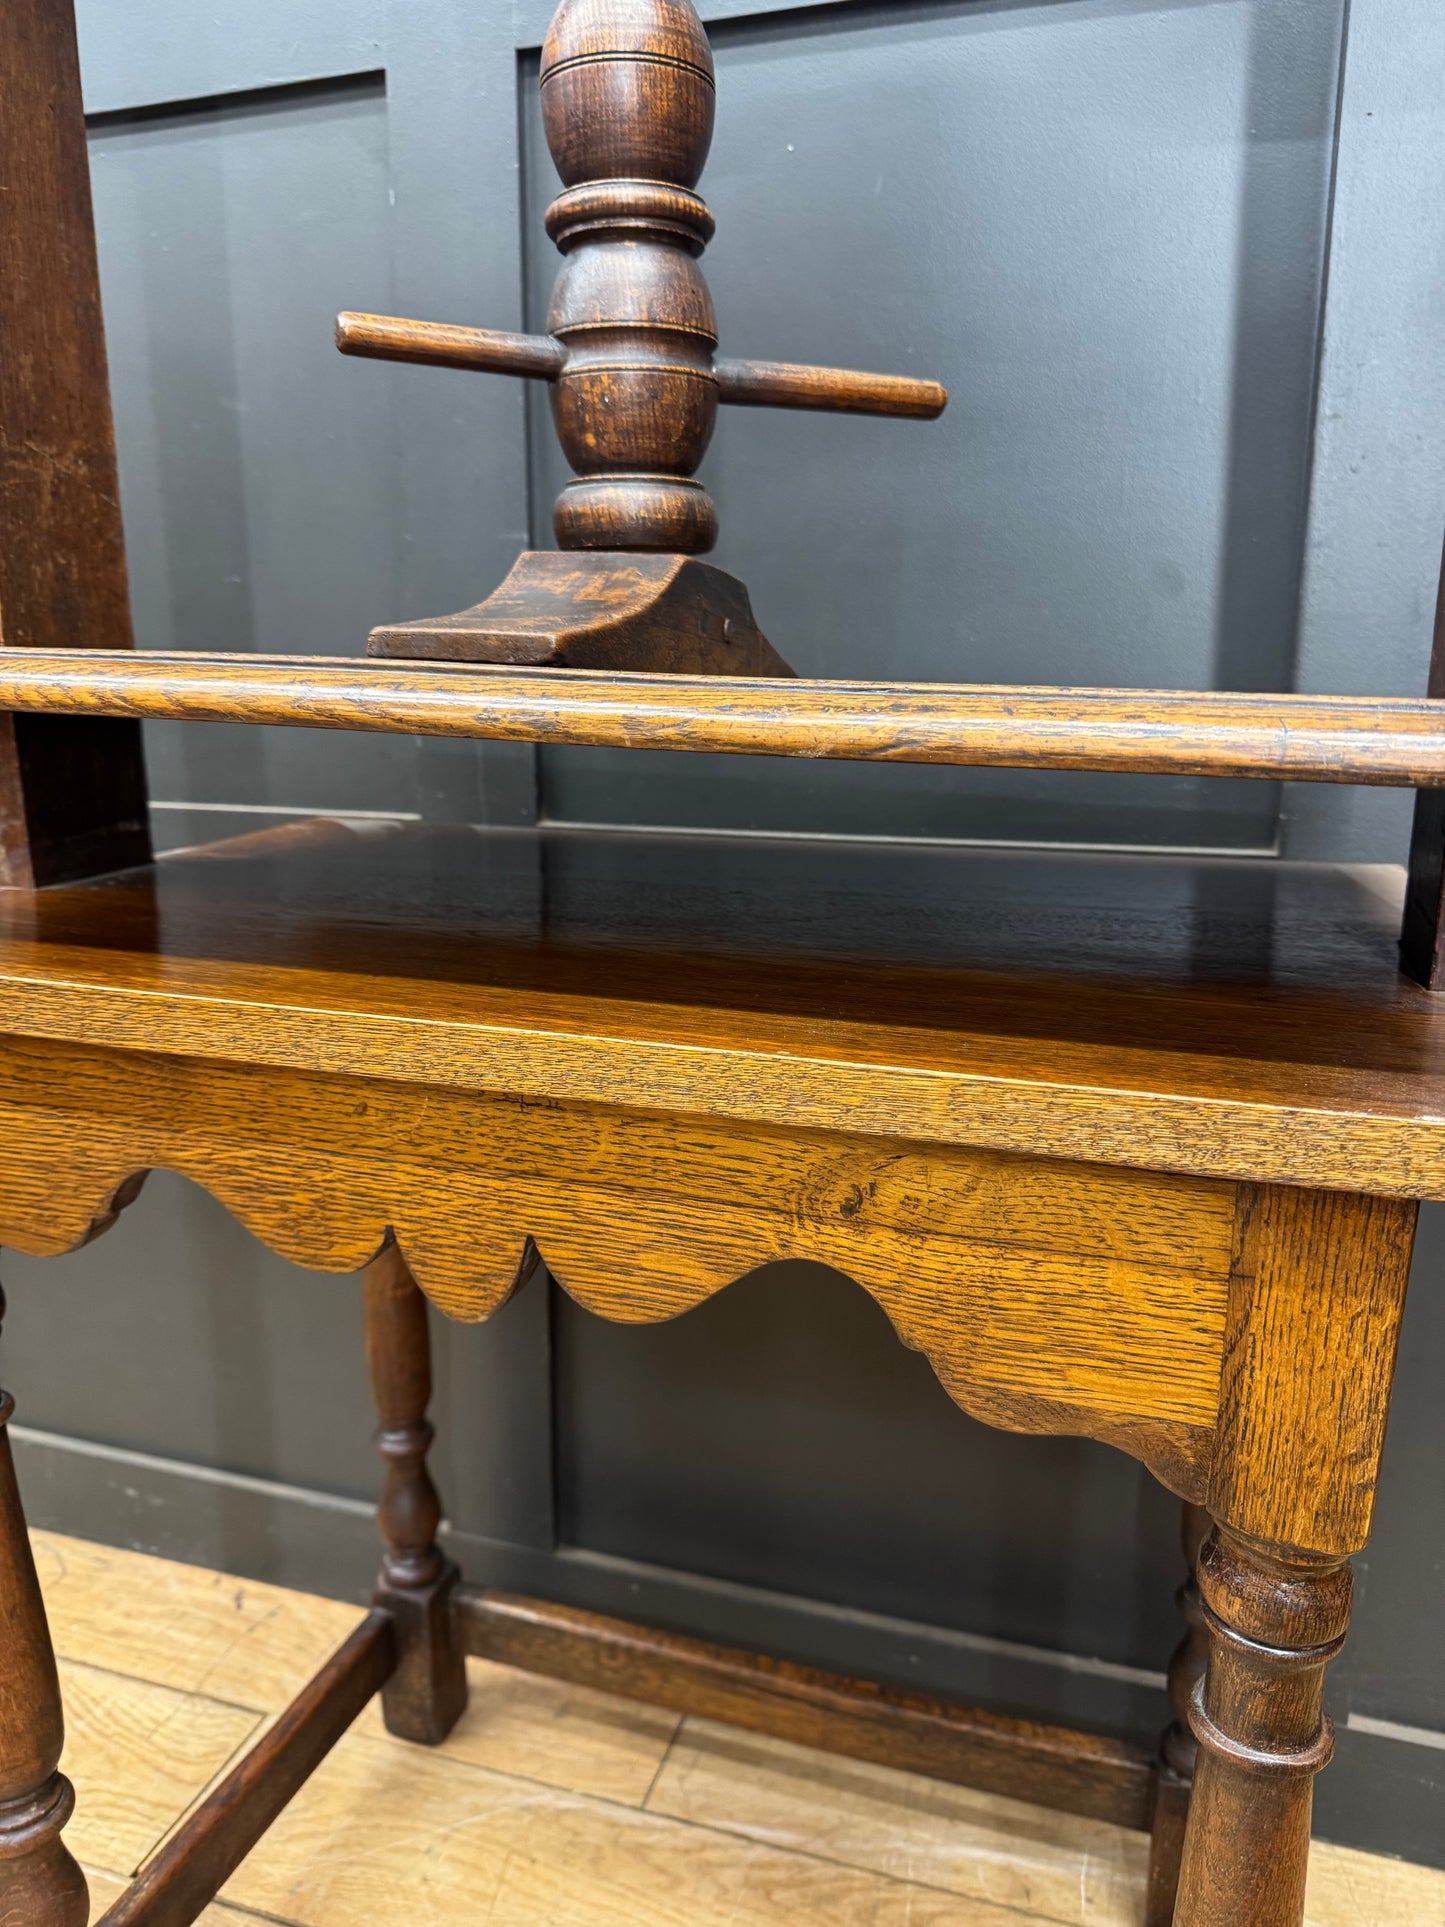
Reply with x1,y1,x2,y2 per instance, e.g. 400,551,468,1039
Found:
337,0,946,555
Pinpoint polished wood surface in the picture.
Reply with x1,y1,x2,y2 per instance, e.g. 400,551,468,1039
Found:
337,0,945,559
1175,1530,1354,1927
457,1590,1156,1831
6,654,1445,786
0,822,1426,1921
0,0,150,889
0,825,1437,1198
336,312,946,421
363,1243,468,1747
0,1294,88,1926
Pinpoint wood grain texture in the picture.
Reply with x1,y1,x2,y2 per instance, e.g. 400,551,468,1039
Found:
1175,1530,1354,1927
0,1036,1233,1491
366,551,795,676
56,1661,258,1885
0,826,1438,1200
96,1615,393,1927
0,0,150,889
40,1537,1445,1927
647,1720,1149,1923
5,655,1445,785
335,312,566,380
363,1243,468,1747
1208,1186,1417,1556
457,1591,1156,1830
713,356,947,417
217,1726,1043,1927
338,0,944,558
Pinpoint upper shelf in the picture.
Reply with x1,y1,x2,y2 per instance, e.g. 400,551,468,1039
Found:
0,649,1443,786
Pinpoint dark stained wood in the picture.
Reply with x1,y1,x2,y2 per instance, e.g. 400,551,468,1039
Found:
1398,529,1445,986
713,355,947,418
336,313,947,420
1209,1186,1416,1556
96,1611,395,1927
10,654,1445,786
336,0,946,604
1145,1501,1212,1927
455,1589,1157,1831
367,550,796,675
1174,1527,1352,1927
0,0,151,890
364,1240,467,1746
0,1286,88,1927
336,310,566,379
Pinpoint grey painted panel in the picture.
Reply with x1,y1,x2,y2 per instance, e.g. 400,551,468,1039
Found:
88,78,417,812
554,1262,1185,1674
381,0,540,825
1283,0,1445,862
75,0,385,115
532,0,1343,846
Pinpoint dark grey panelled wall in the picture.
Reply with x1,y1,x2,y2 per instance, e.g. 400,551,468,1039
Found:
1,0,1443,1872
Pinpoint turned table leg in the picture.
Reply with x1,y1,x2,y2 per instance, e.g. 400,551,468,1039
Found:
1145,1500,1210,1926
1173,1525,1350,1927
363,1240,467,1744
0,1287,88,1927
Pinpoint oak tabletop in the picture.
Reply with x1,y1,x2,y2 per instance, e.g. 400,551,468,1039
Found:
0,819,1440,1198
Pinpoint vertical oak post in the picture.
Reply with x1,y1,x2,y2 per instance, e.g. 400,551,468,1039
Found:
1144,1500,1211,1927
1173,1528,1350,1927
0,1286,88,1927
363,1239,467,1745
0,0,151,888
1176,1183,1416,1925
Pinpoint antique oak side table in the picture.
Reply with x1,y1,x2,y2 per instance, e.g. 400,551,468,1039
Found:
5,1,1445,1924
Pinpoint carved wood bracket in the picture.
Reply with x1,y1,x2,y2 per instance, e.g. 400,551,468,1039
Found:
0,1037,1236,1499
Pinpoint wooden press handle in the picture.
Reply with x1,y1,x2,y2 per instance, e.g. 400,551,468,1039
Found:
713,357,946,420
337,314,945,421
336,312,565,380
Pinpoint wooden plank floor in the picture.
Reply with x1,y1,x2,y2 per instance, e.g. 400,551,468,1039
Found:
30,1531,1443,1927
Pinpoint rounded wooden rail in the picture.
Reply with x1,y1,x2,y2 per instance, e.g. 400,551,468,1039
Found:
0,651,1441,785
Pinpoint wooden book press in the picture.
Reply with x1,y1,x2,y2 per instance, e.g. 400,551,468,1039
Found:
335,0,945,674
0,2,1443,1926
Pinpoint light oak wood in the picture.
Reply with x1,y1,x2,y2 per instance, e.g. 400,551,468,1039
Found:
56,1660,258,1877
0,1036,1235,1492
648,1720,1150,1923
4,654,1445,785
33,1526,678,1809
97,1615,394,1927
1209,1187,1417,1555
218,1728,1058,1927
29,1532,363,1712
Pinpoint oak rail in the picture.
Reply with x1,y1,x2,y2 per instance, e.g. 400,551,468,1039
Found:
457,1589,1156,1830
95,1611,395,1927
0,651,1444,785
